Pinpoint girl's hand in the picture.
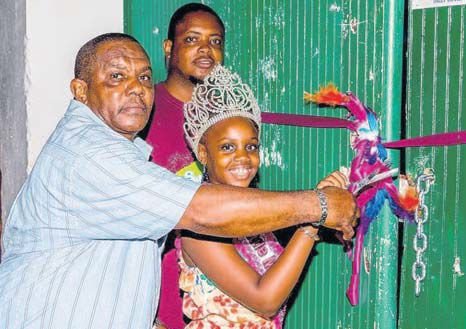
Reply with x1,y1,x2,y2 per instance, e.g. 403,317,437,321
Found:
316,170,349,189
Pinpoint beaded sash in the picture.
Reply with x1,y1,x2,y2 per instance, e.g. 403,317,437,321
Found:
234,232,286,328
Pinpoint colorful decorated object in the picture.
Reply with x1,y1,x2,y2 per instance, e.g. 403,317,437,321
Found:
304,83,419,306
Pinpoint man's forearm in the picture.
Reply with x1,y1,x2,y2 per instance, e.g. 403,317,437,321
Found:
177,184,320,237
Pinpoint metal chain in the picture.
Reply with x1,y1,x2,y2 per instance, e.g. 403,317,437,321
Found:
411,170,435,296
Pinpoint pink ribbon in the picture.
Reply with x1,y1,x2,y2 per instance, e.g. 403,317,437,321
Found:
262,112,466,148
262,112,353,129
383,131,466,148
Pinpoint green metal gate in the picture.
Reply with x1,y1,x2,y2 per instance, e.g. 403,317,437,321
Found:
398,4,466,329
125,1,465,328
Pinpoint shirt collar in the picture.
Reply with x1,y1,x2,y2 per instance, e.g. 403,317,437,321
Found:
65,99,153,159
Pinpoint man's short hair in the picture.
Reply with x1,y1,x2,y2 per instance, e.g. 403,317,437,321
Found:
167,3,225,41
74,33,147,83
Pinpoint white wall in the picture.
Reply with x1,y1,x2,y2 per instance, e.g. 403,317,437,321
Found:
26,0,124,170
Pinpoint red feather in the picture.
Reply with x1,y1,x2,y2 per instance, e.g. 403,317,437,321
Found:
304,83,349,106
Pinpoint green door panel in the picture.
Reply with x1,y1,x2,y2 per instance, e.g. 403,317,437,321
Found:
399,5,466,329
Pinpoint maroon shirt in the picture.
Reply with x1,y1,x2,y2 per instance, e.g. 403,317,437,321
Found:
146,83,195,174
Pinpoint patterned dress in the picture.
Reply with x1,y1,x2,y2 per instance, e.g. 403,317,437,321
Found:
178,234,286,328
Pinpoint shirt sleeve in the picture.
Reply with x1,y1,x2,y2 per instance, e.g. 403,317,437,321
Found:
68,138,200,241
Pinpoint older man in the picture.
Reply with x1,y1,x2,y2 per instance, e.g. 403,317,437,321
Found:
0,33,357,328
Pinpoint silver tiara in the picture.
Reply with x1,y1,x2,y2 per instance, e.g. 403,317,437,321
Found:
183,64,261,158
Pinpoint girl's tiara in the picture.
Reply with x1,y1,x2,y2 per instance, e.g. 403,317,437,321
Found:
183,64,261,158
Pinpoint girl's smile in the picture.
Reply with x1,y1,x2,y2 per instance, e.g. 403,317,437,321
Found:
198,117,260,188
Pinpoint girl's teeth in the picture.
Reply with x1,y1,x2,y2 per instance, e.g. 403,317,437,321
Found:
231,168,249,177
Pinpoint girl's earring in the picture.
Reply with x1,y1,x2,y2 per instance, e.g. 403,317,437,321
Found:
202,166,210,183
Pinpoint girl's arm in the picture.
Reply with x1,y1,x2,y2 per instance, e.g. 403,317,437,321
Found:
181,226,318,318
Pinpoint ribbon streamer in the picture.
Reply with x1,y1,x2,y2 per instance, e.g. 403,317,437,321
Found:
262,112,353,129
383,131,466,148
262,113,466,148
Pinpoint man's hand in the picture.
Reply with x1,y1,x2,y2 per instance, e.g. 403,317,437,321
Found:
318,186,359,240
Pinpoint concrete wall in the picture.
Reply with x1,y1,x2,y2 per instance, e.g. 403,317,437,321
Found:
0,0,28,222
0,0,123,221
26,0,124,170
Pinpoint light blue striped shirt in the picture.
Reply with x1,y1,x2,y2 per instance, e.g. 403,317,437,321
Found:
0,100,199,328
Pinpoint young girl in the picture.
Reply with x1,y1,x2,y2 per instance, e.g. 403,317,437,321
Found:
177,65,347,328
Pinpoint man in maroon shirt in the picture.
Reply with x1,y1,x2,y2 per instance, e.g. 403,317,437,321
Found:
145,3,224,174
145,4,226,328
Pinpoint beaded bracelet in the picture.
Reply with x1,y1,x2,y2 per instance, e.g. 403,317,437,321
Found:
311,189,328,228
299,227,320,241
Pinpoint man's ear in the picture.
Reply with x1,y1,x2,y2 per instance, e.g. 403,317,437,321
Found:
70,78,88,104
163,39,173,60
197,143,208,166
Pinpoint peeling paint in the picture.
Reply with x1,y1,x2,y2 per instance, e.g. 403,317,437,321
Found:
329,3,341,12
260,127,284,169
271,7,285,28
341,24,349,39
255,16,262,28
259,57,277,81
369,68,375,81
341,15,367,38
262,92,271,111
364,246,371,274
453,257,464,276
413,155,431,174
272,36,278,50
380,237,391,246
260,142,284,169
336,320,352,329
313,48,320,57
152,27,159,35
350,18,359,34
